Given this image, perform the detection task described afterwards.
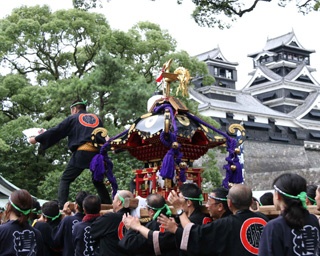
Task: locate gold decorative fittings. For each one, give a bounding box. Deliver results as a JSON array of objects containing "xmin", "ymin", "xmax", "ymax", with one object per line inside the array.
[
  {"xmin": 172, "ymin": 142, "xmax": 179, "ymax": 149},
  {"xmin": 234, "ymin": 148, "xmax": 241, "ymax": 155},
  {"xmin": 228, "ymin": 123, "xmax": 245, "ymax": 146},
  {"xmin": 179, "ymin": 162, "xmax": 188, "ymax": 168}
]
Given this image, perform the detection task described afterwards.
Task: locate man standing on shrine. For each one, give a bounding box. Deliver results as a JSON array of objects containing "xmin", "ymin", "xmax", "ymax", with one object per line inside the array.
[{"xmin": 29, "ymin": 99, "xmax": 111, "ymax": 208}]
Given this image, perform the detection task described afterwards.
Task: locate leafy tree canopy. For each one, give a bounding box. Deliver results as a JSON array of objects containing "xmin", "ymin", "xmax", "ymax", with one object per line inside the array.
[
  {"xmin": 72, "ymin": 0, "xmax": 320, "ymax": 29},
  {"xmin": 0, "ymin": 5, "xmax": 111, "ymax": 83}
]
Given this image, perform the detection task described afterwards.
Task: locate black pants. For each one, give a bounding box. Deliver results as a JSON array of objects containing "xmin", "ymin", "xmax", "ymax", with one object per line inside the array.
[{"xmin": 58, "ymin": 151, "xmax": 112, "ymax": 208}]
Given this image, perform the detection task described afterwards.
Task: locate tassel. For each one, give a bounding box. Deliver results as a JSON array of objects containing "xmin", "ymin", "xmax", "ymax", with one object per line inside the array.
[
  {"xmin": 105, "ymin": 159, "xmax": 118, "ymax": 198},
  {"xmin": 90, "ymin": 154, "xmax": 106, "ymax": 182},
  {"xmin": 160, "ymin": 148, "xmax": 175, "ymax": 179},
  {"xmin": 179, "ymin": 167, "xmax": 186, "ymax": 182}
]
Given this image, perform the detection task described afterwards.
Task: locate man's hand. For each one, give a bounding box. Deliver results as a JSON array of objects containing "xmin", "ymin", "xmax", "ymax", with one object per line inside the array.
[
  {"xmin": 157, "ymin": 214, "xmax": 178, "ymax": 234},
  {"xmin": 167, "ymin": 190, "xmax": 184, "ymax": 209},
  {"xmin": 29, "ymin": 137, "xmax": 37, "ymax": 144},
  {"xmin": 63, "ymin": 201, "xmax": 73, "ymax": 216},
  {"xmin": 122, "ymin": 214, "xmax": 141, "ymax": 231}
]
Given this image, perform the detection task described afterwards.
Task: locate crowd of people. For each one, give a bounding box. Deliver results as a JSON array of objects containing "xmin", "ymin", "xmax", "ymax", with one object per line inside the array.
[{"xmin": 0, "ymin": 173, "xmax": 319, "ymax": 255}]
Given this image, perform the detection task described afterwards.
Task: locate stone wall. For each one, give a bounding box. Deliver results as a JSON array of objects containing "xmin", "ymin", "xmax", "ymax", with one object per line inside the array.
[{"xmin": 212, "ymin": 140, "xmax": 320, "ymax": 190}]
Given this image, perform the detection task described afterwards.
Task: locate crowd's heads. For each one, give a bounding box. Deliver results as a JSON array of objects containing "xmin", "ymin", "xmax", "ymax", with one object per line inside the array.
[
  {"xmin": 6, "ymin": 189, "xmax": 33, "ymax": 226},
  {"xmin": 260, "ymin": 192, "xmax": 273, "ymax": 206},
  {"xmin": 179, "ymin": 183, "xmax": 203, "ymax": 209},
  {"xmin": 75, "ymin": 191, "xmax": 89, "ymax": 213},
  {"xmin": 228, "ymin": 184, "xmax": 253, "ymax": 211},
  {"xmin": 83, "ymin": 195, "xmax": 101, "ymax": 214},
  {"xmin": 41, "ymin": 200, "xmax": 61, "ymax": 223}
]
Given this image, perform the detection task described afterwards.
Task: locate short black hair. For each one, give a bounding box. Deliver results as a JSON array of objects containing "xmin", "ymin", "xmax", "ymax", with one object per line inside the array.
[
  {"xmin": 211, "ymin": 187, "xmax": 231, "ymax": 213},
  {"xmin": 83, "ymin": 195, "xmax": 101, "ymax": 214},
  {"xmin": 75, "ymin": 191, "xmax": 89, "ymax": 213},
  {"xmin": 70, "ymin": 99, "xmax": 86, "ymax": 110},
  {"xmin": 179, "ymin": 183, "xmax": 203, "ymax": 208},
  {"xmin": 260, "ymin": 192, "xmax": 273, "ymax": 205},
  {"xmin": 42, "ymin": 200, "xmax": 60, "ymax": 223}
]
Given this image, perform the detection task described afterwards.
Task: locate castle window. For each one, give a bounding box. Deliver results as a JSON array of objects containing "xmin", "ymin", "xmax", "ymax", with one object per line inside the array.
[
  {"xmin": 226, "ymin": 70, "xmax": 232, "ymax": 79},
  {"xmin": 290, "ymin": 91, "xmax": 304, "ymax": 99},
  {"xmin": 248, "ymin": 115, "xmax": 255, "ymax": 122},
  {"xmin": 220, "ymin": 69, "xmax": 226, "ymax": 77},
  {"xmin": 268, "ymin": 118, "xmax": 275, "ymax": 124},
  {"xmin": 226, "ymin": 112, "xmax": 234, "ymax": 118}
]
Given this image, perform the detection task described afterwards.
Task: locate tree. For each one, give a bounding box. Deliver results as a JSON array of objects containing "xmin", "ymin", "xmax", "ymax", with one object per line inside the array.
[
  {"xmin": 0, "ymin": 5, "xmax": 111, "ymax": 83},
  {"xmin": 196, "ymin": 149, "xmax": 223, "ymax": 192},
  {"xmin": 176, "ymin": 0, "xmax": 320, "ymax": 28},
  {"xmin": 72, "ymin": 0, "xmax": 320, "ymax": 28}
]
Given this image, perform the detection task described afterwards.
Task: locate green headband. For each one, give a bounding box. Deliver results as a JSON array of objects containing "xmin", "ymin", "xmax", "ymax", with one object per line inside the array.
[
  {"xmin": 307, "ymin": 196, "xmax": 316, "ymax": 205},
  {"xmin": 183, "ymin": 194, "xmax": 204, "ymax": 205},
  {"xmin": 42, "ymin": 211, "xmax": 61, "ymax": 221},
  {"xmin": 31, "ymin": 208, "xmax": 42, "ymax": 215},
  {"xmin": 147, "ymin": 204, "xmax": 172, "ymax": 220},
  {"xmin": 9, "ymin": 197, "xmax": 31, "ymax": 216},
  {"xmin": 70, "ymin": 100, "xmax": 87, "ymax": 108},
  {"xmin": 274, "ymin": 185, "xmax": 307, "ymax": 209},
  {"xmin": 208, "ymin": 194, "xmax": 228, "ymax": 202},
  {"xmin": 117, "ymin": 193, "xmax": 125, "ymax": 206}
]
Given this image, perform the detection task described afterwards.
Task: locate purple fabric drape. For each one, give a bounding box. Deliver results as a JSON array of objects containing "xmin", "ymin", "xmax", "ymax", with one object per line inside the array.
[{"xmin": 90, "ymin": 130, "xmax": 127, "ymax": 198}]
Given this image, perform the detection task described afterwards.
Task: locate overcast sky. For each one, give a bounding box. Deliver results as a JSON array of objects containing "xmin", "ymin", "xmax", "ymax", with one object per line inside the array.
[{"xmin": 1, "ymin": 0, "xmax": 320, "ymax": 88}]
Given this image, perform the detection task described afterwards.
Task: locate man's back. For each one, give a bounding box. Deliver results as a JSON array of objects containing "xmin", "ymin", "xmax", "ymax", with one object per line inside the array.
[
  {"xmin": 53, "ymin": 213, "xmax": 84, "ymax": 256},
  {"xmin": 73, "ymin": 219, "xmax": 98, "ymax": 256},
  {"xmin": 178, "ymin": 209, "xmax": 268, "ymax": 256},
  {"xmin": 90, "ymin": 209, "xmax": 131, "ymax": 256}
]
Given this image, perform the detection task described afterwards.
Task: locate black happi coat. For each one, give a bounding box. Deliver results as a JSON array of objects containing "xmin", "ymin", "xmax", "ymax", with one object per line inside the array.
[
  {"xmin": 53, "ymin": 212, "xmax": 85, "ymax": 256},
  {"xmin": 35, "ymin": 110, "xmax": 103, "ymax": 169},
  {"xmin": 119, "ymin": 219, "xmax": 178, "ymax": 256},
  {"xmin": 176, "ymin": 209, "xmax": 268, "ymax": 256},
  {"xmin": 259, "ymin": 212, "xmax": 320, "ymax": 256},
  {"xmin": 0, "ymin": 220, "xmax": 44, "ymax": 256},
  {"xmin": 90, "ymin": 208, "xmax": 132, "ymax": 256},
  {"xmin": 73, "ymin": 218, "xmax": 99, "ymax": 256}
]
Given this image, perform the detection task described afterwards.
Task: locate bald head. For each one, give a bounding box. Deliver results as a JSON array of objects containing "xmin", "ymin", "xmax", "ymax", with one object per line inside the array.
[
  {"xmin": 117, "ymin": 190, "xmax": 134, "ymax": 201},
  {"xmin": 113, "ymin": 190, "xmax": 133, "ymax": 212},
  {"xmin": 228, "ymin": 184, "xmax": 252, "ymax": 211}
]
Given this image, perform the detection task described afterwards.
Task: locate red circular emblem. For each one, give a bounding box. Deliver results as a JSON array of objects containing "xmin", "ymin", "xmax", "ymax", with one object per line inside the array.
[
  {"xmin": 240, "ymin": 217, "xmax": 267, "ymax": 255},
  {"xmin": 78, "ymin": 114, "xmax": 99, "ymax": 128}
]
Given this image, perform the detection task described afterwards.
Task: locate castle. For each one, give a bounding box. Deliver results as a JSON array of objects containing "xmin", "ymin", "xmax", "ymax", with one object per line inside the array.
[{"xmin": 191, "ymin": 31, "xmax": 320, "ymax": 189}]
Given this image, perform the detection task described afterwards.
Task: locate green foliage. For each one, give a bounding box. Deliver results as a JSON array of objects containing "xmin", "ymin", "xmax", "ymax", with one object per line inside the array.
[
  {"xmin": 72, "ymin": 0, "xmax": 320, "ymax": 29},
  {"xmin": 196, "ymin": 149, "xmax": 223, "ymax": 192},
  {"xmin": 0, "ymin": 6, "xmax": 111, "ymax": 82},
  {"xmin": 37, "ymin": 169, "xmax": 97, "ymax": 201}
]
